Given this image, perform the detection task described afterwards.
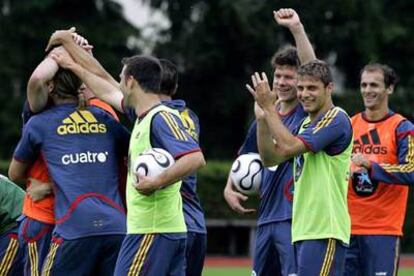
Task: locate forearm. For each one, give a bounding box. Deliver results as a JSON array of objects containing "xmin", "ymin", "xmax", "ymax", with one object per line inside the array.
[
  {"xmin": 370, "ymin": 161, "xmax": 414, "ymax": 186},
  {"xmin": 69, "ymin": 63, "xmax": 124, "ymax": 112},
  {"xmin": 257, "ymin": 118, "xmax": 283, "ymax": 166},
  {"xmin": 263, "ymin": 108, "xmax": 304, "ymax": 159},
  {"xmin": 289, "ymin": 24, "xmax": 316, "ymax": 64},
  {"xmin": 155, "ymin": 151, "xmax": 206, "ymax": 188},
  {"xmin": 62, "ymin": 38, "xmax": 119, "ymax": 88},
  {"xmin": 27, "ymin": 57, "xmax": 58, "ymax": 112}
]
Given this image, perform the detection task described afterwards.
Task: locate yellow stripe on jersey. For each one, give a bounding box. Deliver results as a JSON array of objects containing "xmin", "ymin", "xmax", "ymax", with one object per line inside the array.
[
  {"xmin": 29, "ymin": 242, "xmax": 39, "ymax": 276},
  {"xmin": 180, "ymin": 109, "xmax": 198, "ymax": 141},
  {"xmin": 42, "ymin": 242, "xmax": 60, "ymax": 276},
  {"xmin": 79, "ymin": 110, "xmax": 98, "ymax": 123},
  {"xmin": 380, "ymin": 136, "xmax": 414, "ymax": 173},
  {"xmin": 160, "ymin": 112, "xmax": 188, "ymax": 141},
  {"xmin": 313, "ymin": 108, "xmax": 340, "ymax": 134},
  {"xmin": 320, "ymin": 239, "xmax": 336, "ymax": 276},
  {"xmin": 0, "ymin": 237, "xmax": 19, "ymax": 275}
]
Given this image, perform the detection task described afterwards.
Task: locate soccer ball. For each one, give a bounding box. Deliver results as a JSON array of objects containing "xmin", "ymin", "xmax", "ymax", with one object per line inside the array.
[
  {"xmin": 230, "ymin": 153, "xmax": 263, "ymax": 195},
  {"xmin": 134, "ymin": 148, "xmax": 175, "ymax": 179}
]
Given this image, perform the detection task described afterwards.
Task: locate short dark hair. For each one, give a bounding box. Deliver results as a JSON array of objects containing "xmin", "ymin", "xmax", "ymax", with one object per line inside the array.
[
  {"xmin": 160, "ymin": 59, "xmax": 178, "ymax": 96},
  {"xmin": 360, "ymin": 63, "xmax": 399, "ymax": 88},
  {"xmin": 271, "ymin": 45, "xmax": 300, "ymax": 69},
  {"xmin": 298, "ymin": 60, "xmax": 333, "ymax": 86},
  {"xmin": 51, "ymin": 68, "xmax": 82, "ymax": 99},
  {"xmin": 121, "ymin": 55, "xmax": 162, "ymax": 93}
]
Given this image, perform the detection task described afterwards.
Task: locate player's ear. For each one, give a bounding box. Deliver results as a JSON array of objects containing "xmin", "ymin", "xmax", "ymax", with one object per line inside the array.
[
  {"xmin": 386, "ymin": 84, "xmax": 394, "ymax": 95},
  {"xmin": 46, "ymin": 80, "xmax": 55, "ymax": 95},
  {"xmin": 326, "ymin": 82, "xmax": 334, "ymax": 95}
]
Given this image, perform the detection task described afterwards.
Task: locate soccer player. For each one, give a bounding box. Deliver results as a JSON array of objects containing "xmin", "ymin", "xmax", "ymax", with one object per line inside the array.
[
  {"xmin": 344, "ymin": 64, "xmax": 414, "ymax": 275},
  {"xmin": 0, "ymin": 174, "xmax": 24, "ymax": 276},
  {"xmin": 224, "ymin": 9, "xmax": 314, "ymax": 276},
  {"xmin": 15, "ymin": 42, "xmax": 120, "ymax": 276},
  {"xmin": 47, "ymin": 29, "xmax": 208, "ymax": 276},
  {"xmin": 249, "ymin": 60, "xmax": 352, "ymax": 276},
  {"xmin": 51, "ymin": 51, "xmax": 206, "ymax": 275},
  {"xmin": 9, "ymin": 64, "xmax": 130, "ymax": 275}
]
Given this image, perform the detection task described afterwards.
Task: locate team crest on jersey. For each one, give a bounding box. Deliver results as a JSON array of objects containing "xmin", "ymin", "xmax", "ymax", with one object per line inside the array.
[
  {"xmin": 294, "ymin": 155, "xmax": 304, "ymax": 181},
  {"xmin": 57, "ymin": 110, "xmax": 107, "ymax": 135},
  {"xmin": 353, "ymin": 129, "xmax": 387, "ymax": 155},
  {"xmin": 351, "ymin": 169, "xmax": 378, "ymax": 197}
]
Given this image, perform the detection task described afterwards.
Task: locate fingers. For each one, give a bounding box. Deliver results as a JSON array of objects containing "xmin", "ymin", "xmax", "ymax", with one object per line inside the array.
[
  {"xmin": 246, "ymin": 84, "xmax": 256, "ymax": 98},
  {"xmin": 68, "ymin": 26, "xmax": 76, "ymax": 33}
]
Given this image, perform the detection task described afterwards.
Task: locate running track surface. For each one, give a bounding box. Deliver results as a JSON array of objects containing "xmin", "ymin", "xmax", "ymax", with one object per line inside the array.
[{"xmin": 204, "ymin": 255, "xmax": 414, "ymax": 268}]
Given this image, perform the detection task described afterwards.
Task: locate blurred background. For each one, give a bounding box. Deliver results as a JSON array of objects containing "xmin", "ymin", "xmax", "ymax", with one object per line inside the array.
[{"xmin": 1, "ymin": 0, "xmax": 414, "ymax": 263}]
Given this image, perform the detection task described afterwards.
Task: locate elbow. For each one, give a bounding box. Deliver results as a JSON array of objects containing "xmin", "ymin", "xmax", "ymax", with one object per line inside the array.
[
  {"xmin": 8, "ymin": 168, "xmax": 21, "ymax": 182},
  {"xmin": 196, "ymin": 153, "xmax": 206, "ymax": 169}
]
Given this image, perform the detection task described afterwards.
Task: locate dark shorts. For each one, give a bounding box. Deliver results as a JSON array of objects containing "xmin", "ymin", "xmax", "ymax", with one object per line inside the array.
[
  {"xmin": 18, "ymin": 216, "xmax": 54, "ymax": 276},
  {"xmin": 114, "ymin": 233, "xmax": 186, "ymax": 276},
  {"xmin": 344, "ymin": 235, "xmax": 400, "ymax": 276},
  {"xmin": 42, "ymin": 234, "xmax": 124, "ymax": 276},
  {"xmin": 186, "ymin": 232, "xmax": 206, "ymax": 276},
  {"xmin": 252, "ymin": 221, "xmax": 296, "ymax": 276},
  {"xmin": 0, "ymin": 228, "xmax": 24, "ymax": 276},
  {"xmin": 295, "ymin": 238, "xmax": 347, "ymax": 276}
]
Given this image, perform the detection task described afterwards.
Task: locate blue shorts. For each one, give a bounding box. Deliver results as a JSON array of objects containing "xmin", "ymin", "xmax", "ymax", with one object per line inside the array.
[
  {"xmin": 344, "ymin": 235, "xmax": 400, "ymax": 276},
  {"xmin": 252, "ymin": 220, "xmax": 296, "ymax": 276},
  {"xmin": 18, "ymin": 217, "xmax": 53, "ymax": 276},
  {"xmin": 186, "ymin": 232, "xmax": 206, "ymax": 276},
  {"xmin": 114, "ymin": 233, "xmax": 186, "ymax": 276},
  {"xmin": 295, "ymin": 239, "xmax": 347, "ymax": 276},
  {"xmin": 42, "ymin": 234, "xmax": 124, "ymax": 276},
  {"xmin": 0, "ymin": 228, "xmax": 24, "ymax": 276}
]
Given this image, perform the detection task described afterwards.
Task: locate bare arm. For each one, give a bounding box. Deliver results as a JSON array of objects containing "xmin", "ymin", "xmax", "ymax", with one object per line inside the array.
[
  {"xmin": 249, "ymin": 72, "xmax": 307, "ymax": 166},
  {"xmin": 27, "ymin": 56, "xmax": 58, "ymax": 113},
  {"xmin": 135, "ymin": 151, "xmax": 206, "ymax": 195},
  {"xmin": 46, "ymin": 29, "xmax": 122, "ymax": 111},
  {"xmin": 274, "ymin": 8, "xmax": 316, "ymax": 64},
  {"xmin": 8, "ymin": 159, "xmax": 29, "ymax": 182},
  {"xmin": 51, "ymin": 51, "xmax": 124, "ymax": 112}
]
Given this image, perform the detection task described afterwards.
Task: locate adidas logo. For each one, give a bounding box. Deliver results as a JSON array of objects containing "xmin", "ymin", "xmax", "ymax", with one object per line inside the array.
[
  {"xmin": 57, "ymin": 110, "xmax": 107, "ymax": 135},
  {"xmin": 353, "ymin": 128, "xmax": 387, "ymax": 155}
]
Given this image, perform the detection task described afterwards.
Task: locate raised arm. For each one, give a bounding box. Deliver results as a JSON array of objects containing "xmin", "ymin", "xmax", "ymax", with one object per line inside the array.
[
  {"xmin": 27, "ymin": 50, "xmax": 60, "ymax": 113},
  {"xmin": 51, "ymin": 50, "xmax": 124, "ymax": 112},
  {"xmin": 46, "ymin": 29, "xmax": 123, "ymax": 111},
  {"xmin": 274, "ymin": 8, "xmax": 316, "ymax": 64}
]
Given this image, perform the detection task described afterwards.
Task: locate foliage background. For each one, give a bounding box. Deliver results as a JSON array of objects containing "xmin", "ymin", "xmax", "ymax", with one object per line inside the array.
[{"xmin": 1, "ymin": 0, "xmax": 414, "ymax": 251}]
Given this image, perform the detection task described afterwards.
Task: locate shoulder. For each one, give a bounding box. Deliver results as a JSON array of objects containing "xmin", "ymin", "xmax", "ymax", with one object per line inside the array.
[{"xmin": 313, "ymin": 107, "xmax": 351, "ymax": 131}]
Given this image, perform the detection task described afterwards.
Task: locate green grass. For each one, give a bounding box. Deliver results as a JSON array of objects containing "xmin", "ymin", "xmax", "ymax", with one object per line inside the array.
[{"xmin": 202, "ymin": 267, "xmax": 414, "ymax": 276}]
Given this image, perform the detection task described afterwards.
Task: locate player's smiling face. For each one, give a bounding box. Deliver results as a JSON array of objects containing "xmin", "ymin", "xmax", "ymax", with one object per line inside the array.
[
  {"xmin": 297, "ymin": 75, "xmax": 332, "ymax": 114},
  {"xmin": 360, "ymin": 70, "xmax": 390, "ymax": 110},
  {"xmin": 273, "ymin": 65, "xmax": 297, "ymax": 103}
]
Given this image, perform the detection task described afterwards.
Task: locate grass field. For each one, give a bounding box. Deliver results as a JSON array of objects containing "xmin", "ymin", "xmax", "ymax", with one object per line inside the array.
[{"xmin": 202, "ymin": 267, "xmax": 414, "ymax": 276}]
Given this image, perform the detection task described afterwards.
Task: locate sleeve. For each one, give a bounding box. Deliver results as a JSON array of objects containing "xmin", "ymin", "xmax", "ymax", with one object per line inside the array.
[
  {"xmin": 13, "ymin": 119, "xmax": 42, "ymax": 163},
  {"xmin": 370, "ymin": 120, "xmax": 414, "ymax": 185},
  {"xmin": 151, "ymin": 111, "xmax": 201, "ymax": 159},
  {"xmin": 106, "ymin": 116, "xmax": 130, "ymax": 156},
  {"xmin": 238, "ymin": 120, "xmax": 258, "ymax": 155},
  {"xmin": 297, "ymin": 108, "xmax": 352, "ymax": 154}
]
